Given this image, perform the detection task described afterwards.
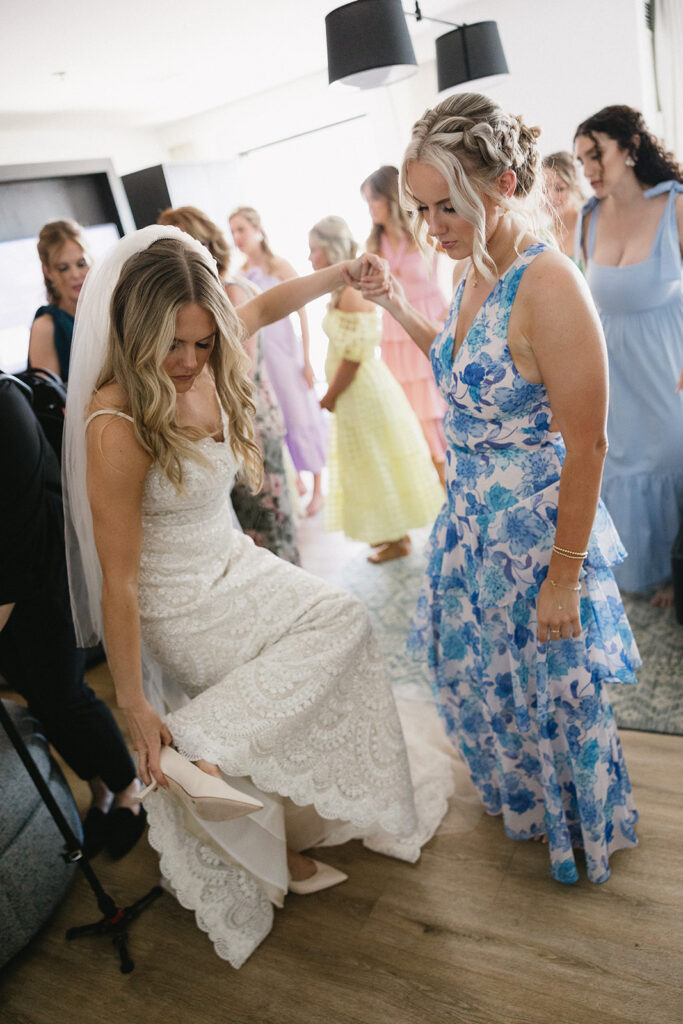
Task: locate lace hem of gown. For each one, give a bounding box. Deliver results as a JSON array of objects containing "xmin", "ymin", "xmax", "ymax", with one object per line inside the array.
[
  {"xmin": 146, "ymin": 797, "xmax": 275, "ymax": 969},
  {"xmin": 144, "ymin": 696, "xmax": 465, "ymax": 968}
]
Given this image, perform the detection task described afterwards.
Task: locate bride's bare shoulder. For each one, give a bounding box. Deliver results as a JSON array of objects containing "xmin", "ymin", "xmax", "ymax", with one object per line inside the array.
[
  {"xmin": 86, "ymin": 380, "xmax": 148, "ymax": 465},
  {"xmin": 88, "ymin": 380, "xmax": 129, "ymax": 415}
]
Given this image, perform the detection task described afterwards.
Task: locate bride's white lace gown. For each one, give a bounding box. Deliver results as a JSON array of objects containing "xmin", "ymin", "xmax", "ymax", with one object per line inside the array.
[{"xmin": 132, "ymin": 424, "xmax": 457, "ymax": 967}]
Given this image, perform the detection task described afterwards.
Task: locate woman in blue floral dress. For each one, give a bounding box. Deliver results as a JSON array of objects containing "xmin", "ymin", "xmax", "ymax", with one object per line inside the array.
[{"xmin": 363, "ymin": 92, "xmax": 640, "ymax": 884}]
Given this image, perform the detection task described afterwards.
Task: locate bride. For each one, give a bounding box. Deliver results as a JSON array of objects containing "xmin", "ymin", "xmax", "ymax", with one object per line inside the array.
[{"xmin": 63, "ymin": 225, "xmax": 457, "ymax": 967}]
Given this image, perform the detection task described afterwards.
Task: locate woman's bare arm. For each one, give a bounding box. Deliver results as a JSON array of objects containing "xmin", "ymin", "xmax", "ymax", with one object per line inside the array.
[
  {"xmin": 320, "ymin": 360, "xmax": 359, "ymax": 412},
  {"xmin": 517, "ymin": 252, "xmax": 609, "ymax": 641},
  {"xmin": 319, "ymin": 288, "xmax": 374, "ymax": 410},
  {"xmin": 361, "ymin": 273, "xmax": 441, "ymax": 357},
  {"xmin": 87, "ymin": 412, "xmax": 172, "ymax": 785},
  {"xmin": 28, "ymin": 315, "xmax": 61, "ymax": 376},
  {"xmin": 237, "ymin": 254, "xmax": 388, "ymax": 338},
  {"xmin": 274, "ymin": 259, "xmax": 315, "ymax": 386},
  {"xmin": 226, "ymin": 281, "xmax": 258, "ymax": 370}
]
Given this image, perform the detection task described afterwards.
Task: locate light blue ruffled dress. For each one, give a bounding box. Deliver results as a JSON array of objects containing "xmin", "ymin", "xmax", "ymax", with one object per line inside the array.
[
  {"xmin": 408, "ymin": 243, "xmax": 640, "ymax": 884},
  {"xmin": 578, "ymin": 181, "xmax": 683, "ymax": 592}
]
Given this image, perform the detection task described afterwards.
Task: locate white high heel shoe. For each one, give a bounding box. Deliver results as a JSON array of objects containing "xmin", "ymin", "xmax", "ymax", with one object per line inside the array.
[
  {"xmin": 288, "ymin": 859, "xmax": 348, "ymax": 895},
  {"xmin": 138, "ymin": 746, "xmax": 264, "ymax": 822}
]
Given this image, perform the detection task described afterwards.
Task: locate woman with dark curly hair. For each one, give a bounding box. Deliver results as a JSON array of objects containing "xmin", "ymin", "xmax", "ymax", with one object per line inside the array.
[{"xmin": 574, "ymin": 106, "xmax": 683, "ymax": 605}]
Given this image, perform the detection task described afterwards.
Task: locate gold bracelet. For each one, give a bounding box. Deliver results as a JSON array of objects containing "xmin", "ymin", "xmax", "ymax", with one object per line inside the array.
[
  {"xmin": 549, "ymin": 579, "xmax": 581, "ymax": 592},
  {"xmin": 552, "ymin": 544, "xmax": 588, "ymax": 559}
]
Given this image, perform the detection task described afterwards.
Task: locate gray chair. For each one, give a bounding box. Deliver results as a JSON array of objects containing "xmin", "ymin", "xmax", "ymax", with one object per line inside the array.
[{"xmin": 0, "ymin": 699, "xmax": 82, "ymax": 968}]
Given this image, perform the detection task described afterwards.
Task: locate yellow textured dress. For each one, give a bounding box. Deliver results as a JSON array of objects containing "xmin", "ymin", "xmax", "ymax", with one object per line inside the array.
[{"xmin": 323, "ymin": 307, "xmax": 445, "ymax": 543}]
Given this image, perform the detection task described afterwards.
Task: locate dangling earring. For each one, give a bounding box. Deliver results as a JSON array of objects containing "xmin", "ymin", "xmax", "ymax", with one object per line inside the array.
[{"xmin": 625, "ymin": 155, "xmax": 635, "ymax": 167}]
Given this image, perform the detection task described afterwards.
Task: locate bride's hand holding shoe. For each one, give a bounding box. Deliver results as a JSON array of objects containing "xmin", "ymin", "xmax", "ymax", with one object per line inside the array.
[{"xmin": 120, "ymin": 697, "xmax": 173, "ymax": 789}]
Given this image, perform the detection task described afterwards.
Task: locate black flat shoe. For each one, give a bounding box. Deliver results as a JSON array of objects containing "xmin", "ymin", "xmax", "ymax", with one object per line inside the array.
[
  {"xmin": 106, "ymin": 805, "xmax": 148, "ymax": 860},
  {"xmin": 82, "ymin": 807, "xmax": 109, "ymax": 859}
]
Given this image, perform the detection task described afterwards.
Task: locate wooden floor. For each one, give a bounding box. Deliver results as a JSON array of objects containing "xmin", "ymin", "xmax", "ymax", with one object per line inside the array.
[
  {"xmin": 2, "ymin": 721, "xmax": 682, "ymax": 1024},
  {"xmin": 2, "ymin": 521, "xmax": 683, "ymax": 1024}
]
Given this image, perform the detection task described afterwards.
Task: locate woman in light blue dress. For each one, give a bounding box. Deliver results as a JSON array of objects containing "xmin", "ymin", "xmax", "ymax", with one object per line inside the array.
[
  {"xmin": 364, "ymin": 92, "xmax": 640, "ymax": 884},
  {"xmin": 574, "ymin": 106, "xmax": 683, "ymax": 604}
]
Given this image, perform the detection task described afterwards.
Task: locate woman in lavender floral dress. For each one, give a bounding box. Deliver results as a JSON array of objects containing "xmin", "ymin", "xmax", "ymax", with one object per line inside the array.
[{"xmin": 364, "ymin": 93, "xmax": 640, "ymax": 884}]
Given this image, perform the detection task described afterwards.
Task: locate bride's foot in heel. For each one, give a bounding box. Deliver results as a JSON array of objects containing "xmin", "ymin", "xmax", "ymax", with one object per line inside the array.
[
  {"xmin": 287, "ymin": 849, "xmax": 348, "ymax": 894},
  {"xmin": 194, "ymin": 758, "xmax": 222, "ymax": 779},
  {"xmin": 287, "ymin": 849, "xmax": 316, "ymax": 882},
  {"xmin": 138, "ymin": 746, "xmax": 264, "ymax": 822}
]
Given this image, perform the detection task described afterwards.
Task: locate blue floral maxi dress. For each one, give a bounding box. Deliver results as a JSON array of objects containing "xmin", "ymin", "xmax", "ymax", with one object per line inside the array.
[{"xmin": 408, "ymin": 243, "xmax": 641, "ymax": 884}]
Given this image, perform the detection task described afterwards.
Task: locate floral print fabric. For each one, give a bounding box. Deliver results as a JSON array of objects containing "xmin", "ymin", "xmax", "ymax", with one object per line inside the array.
[
  {"xmin": 229, "ymin": 302, "xmax": 300, "ymax": 565},
  {"xmin": 408, "ymin": 243, "xmax": 641, "ymax": 883}
]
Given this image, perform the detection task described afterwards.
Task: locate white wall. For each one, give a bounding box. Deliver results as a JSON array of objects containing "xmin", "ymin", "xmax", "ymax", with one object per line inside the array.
[
  {"xmin": 0, "ymin": 114, "xmax": 168, "ymax": 176},
  {"xmin": 0, "ymin": 0, "xmax": 659, "ymax": 187},
  {"xmin": 450, "ymin": 0, "xmax": 658, "ymax": 155},
  {"xmin": 156, "ymin": 0, "xmax": 657, "ymax": 166}
]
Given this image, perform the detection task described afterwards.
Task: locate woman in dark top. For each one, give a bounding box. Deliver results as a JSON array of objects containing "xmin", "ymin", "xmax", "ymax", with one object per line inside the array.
[
  {"xmin": 0, "ymin": 375, "xmax": 144, "ymax": 858},
  {"xmin": 28, "ymin": 219, "xmax": 91, "ymax": 382}
]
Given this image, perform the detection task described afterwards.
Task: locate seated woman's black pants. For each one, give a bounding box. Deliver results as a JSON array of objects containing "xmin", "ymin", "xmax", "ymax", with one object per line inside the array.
[{"xmin": 0, "ymin": 556, "xmax": 135, "ymax": 794}]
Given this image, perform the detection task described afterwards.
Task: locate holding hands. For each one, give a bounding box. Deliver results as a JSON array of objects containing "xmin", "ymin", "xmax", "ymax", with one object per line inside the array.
[{"xmin": 343, "ymin": 253, "xmax": 394, "ymax": 299}]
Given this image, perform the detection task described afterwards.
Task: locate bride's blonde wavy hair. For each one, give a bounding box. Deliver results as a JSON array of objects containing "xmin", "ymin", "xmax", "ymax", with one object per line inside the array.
[
  {"xmin": 96, "ymin": 237, "xmax": 262, "ymax": 493},
  {"xmin": 401, "ymin": 92, "xmax": 546, "ymax": 283}
]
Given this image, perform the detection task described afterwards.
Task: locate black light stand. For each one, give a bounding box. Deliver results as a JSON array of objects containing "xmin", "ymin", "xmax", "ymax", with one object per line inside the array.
[{"xmin": 0, "ymin": 700, "xmax": 162, "ymax": 973}]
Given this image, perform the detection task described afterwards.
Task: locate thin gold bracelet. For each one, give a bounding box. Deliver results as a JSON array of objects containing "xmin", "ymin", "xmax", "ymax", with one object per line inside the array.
[
  {"xmin": 552, "ymin": 544, "xmax": 588, "ymax": 559},
  {"xmin": 549, "ymin": 579, "xmax": 581, "ymax": 592}
]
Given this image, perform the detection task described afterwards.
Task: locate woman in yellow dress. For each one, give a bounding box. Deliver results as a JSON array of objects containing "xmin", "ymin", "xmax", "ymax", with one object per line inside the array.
[{"xmin": 309, "ymin": 217, "xmax": 444, "ymax": 563}]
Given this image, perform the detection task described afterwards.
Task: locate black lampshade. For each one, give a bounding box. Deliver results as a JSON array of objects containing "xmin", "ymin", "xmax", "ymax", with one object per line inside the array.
[
  {"xmin": 436, "ymin": 21, "xmax": 509, "ymax": 93},
  {"xmin": 326, "ymin": 0, "xmax": 418, "ymax": 88}
]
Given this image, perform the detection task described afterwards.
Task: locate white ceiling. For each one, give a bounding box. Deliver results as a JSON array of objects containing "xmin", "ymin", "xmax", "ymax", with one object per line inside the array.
[{"xmin": 1, "ymin": 0, "xmax": 452, "ymax": 127}]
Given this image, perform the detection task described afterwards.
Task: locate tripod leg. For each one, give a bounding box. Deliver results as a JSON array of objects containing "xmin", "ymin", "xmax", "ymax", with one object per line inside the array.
[
  {"xmin": 66, "ymin": 906, "xmax": 125, "ymax": 940},
  {"xmin": 124, "ymin": 885, "xmax": 163, "ymax": 923},
  {"xmin": 113, "ymin": 930, "xmax": 134, "ymax": 974}
]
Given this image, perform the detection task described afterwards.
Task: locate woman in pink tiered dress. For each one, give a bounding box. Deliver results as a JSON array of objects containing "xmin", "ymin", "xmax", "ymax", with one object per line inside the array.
[{"xmin": 361, "ymin": 165, "xmax": 448, "ymax": 482}]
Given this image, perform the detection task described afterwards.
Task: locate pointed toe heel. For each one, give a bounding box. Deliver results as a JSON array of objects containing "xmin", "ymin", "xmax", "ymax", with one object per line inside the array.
[
  {"xmin": 139, "ymin": 746, "xmax": 264, "ymax": 822},
  {"xmin": 288, "ymin": 859, "xmax": 348, "ymax": 895}
]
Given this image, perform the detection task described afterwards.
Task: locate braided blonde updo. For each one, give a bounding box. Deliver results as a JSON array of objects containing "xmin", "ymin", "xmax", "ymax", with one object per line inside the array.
[{"xmin": 401, "ymin": 92, "xmax": 544, "ymax": 283}]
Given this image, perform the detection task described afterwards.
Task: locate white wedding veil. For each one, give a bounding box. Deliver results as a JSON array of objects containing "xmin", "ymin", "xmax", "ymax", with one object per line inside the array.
[{"xmin": 63, "ymin": 224, "xmax": 219, "ymax": 649}]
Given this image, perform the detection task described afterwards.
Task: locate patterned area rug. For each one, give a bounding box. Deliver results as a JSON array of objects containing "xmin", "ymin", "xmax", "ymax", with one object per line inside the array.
[
  {"xmin": 609, "ymin": 593, "xmax": 683, "ymax": 735},
  {"xmin": 332, "ymin": 529, "xmax": 683, "ymax": 736}
]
